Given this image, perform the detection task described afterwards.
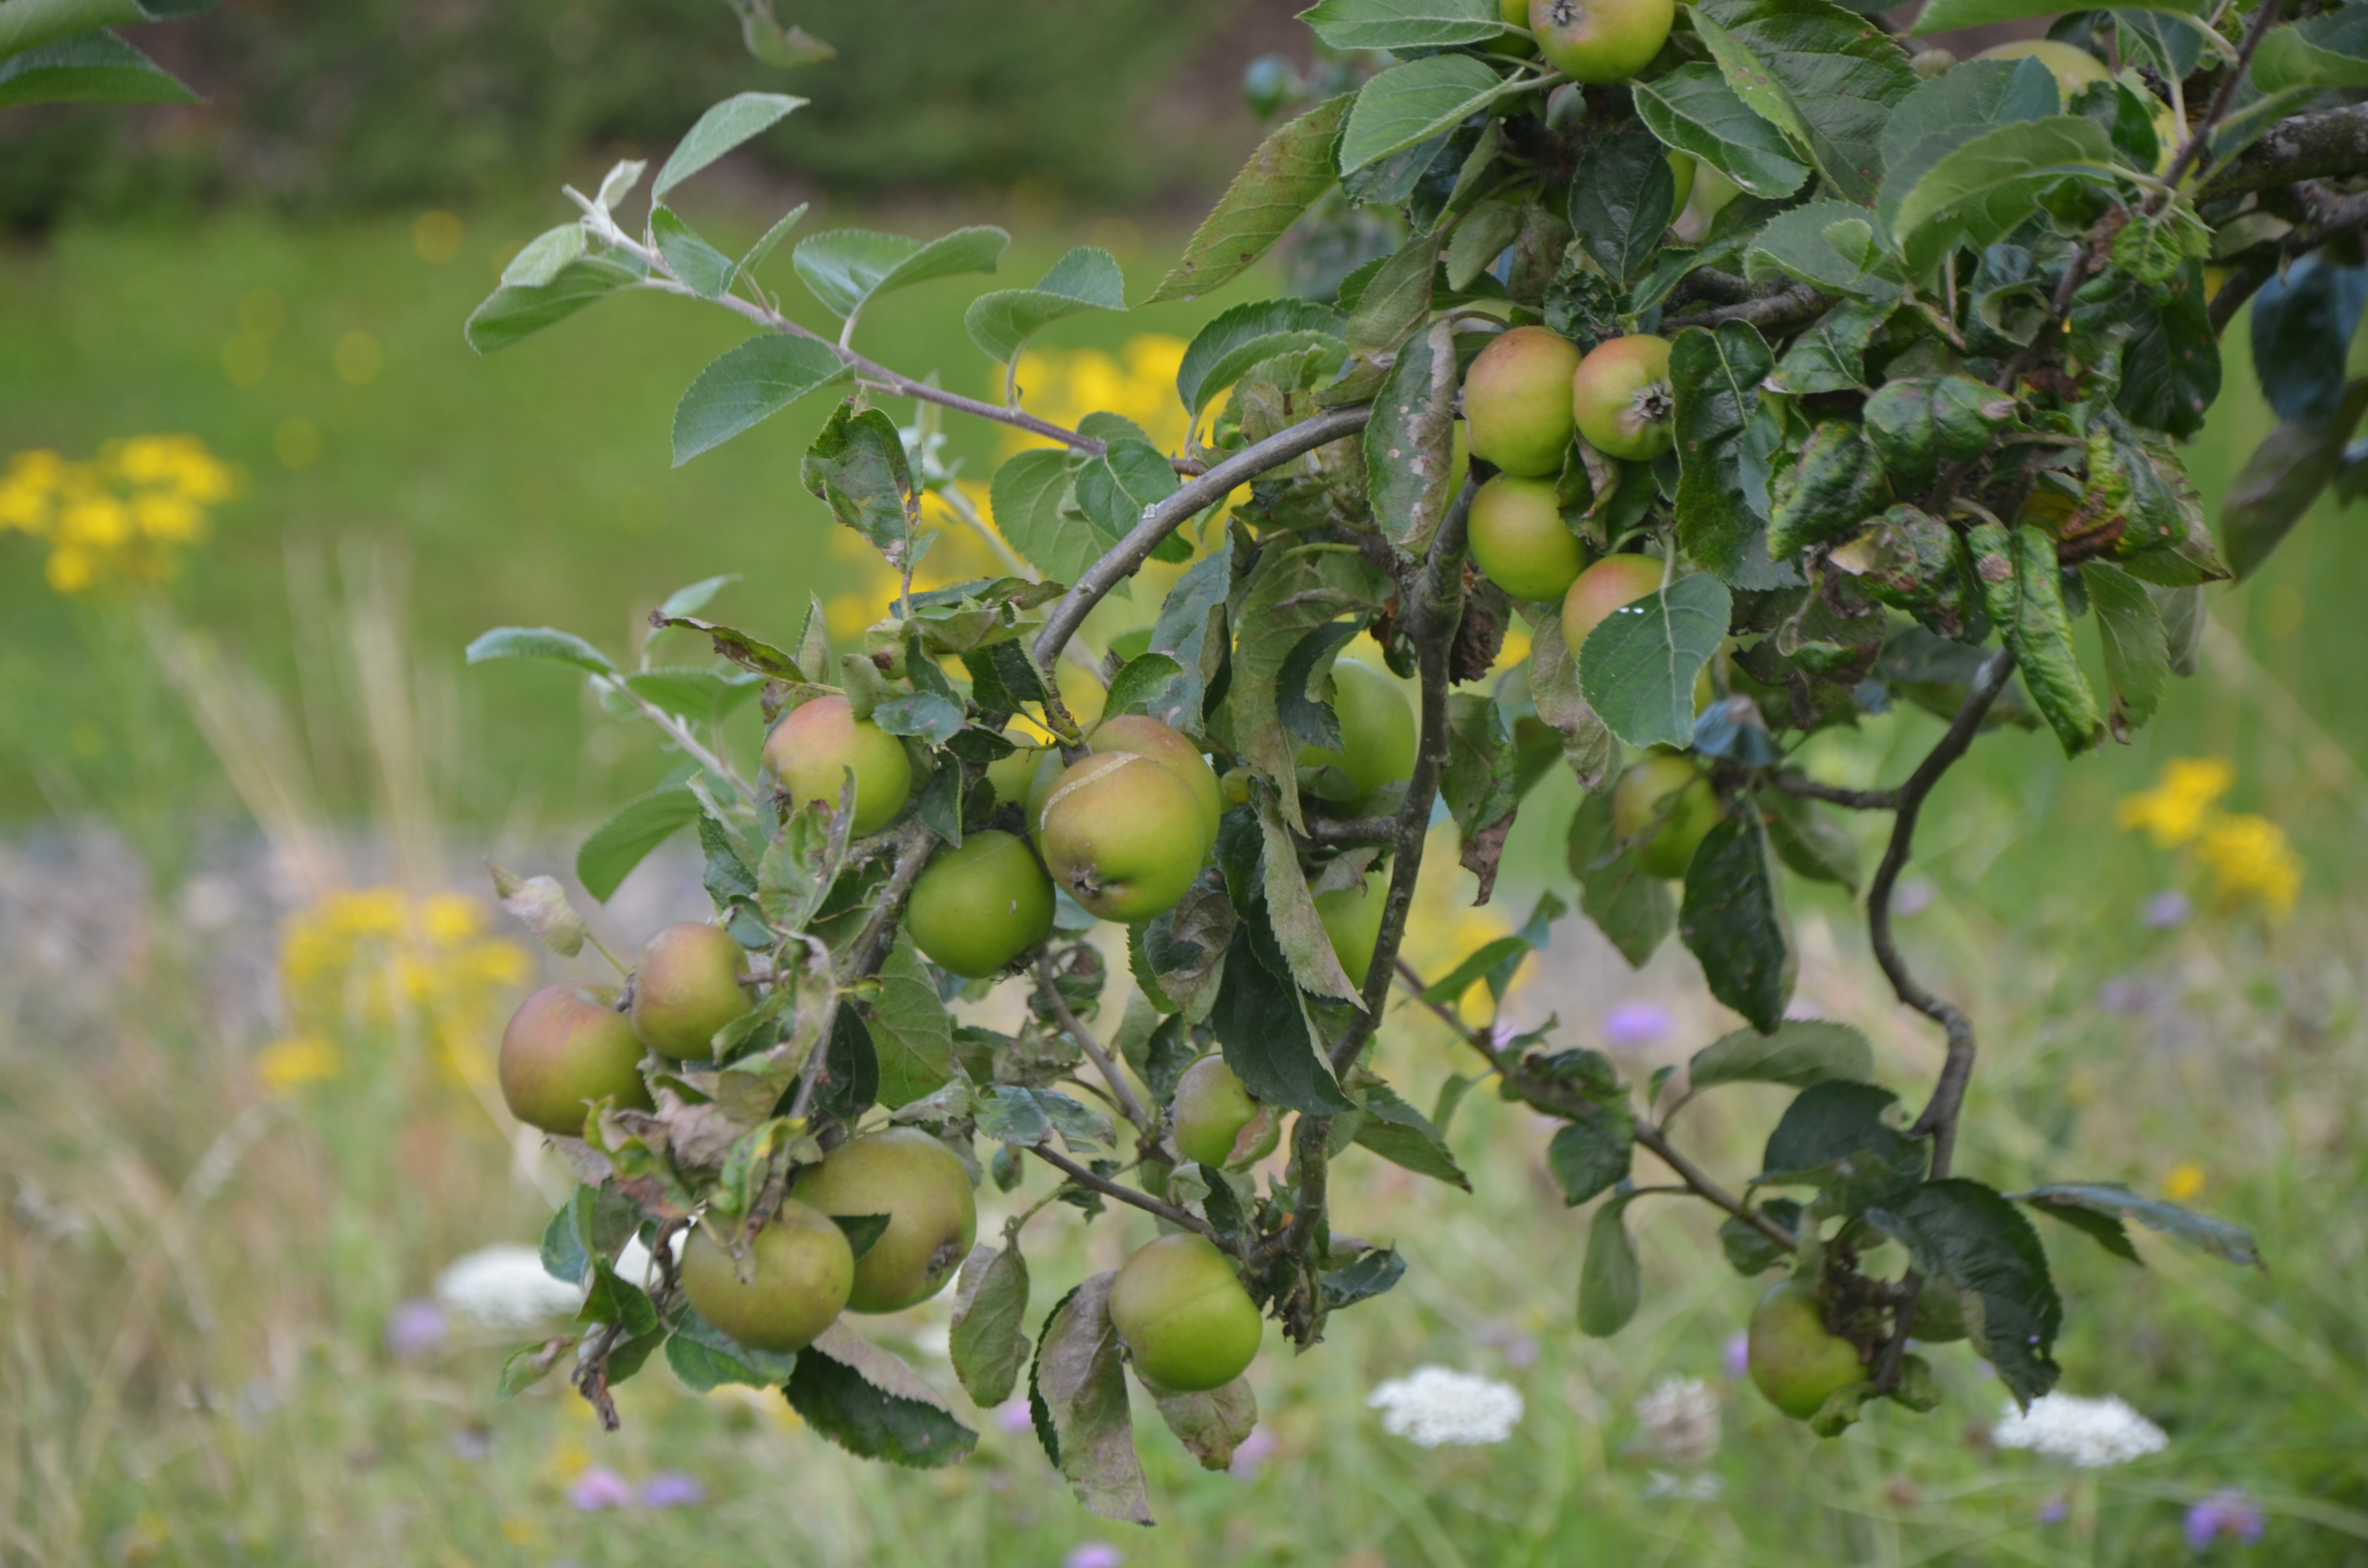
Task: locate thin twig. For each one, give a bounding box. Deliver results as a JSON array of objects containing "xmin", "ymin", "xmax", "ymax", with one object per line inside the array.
[
  {"xmin": 839, "ymin": 821, "xmax": 938, "ymax": 984},
  {"xmin": 597, "ymin": 675, "xmax": 758, "ymax": 803},
  {"xmin": 2162, "ymin": 0, "xmax": 2287, "ymax": 193},
  {"xmin": 1297, "ymin": 814, "xmax": 1400, "ymax": 846},
  {"xmin": 1034, "ymin": 953, "xmax": 1152, "ymax": 1138},
  {"xmin": 1025, "ymin": 1142, "xmax": 1225, "ymax": 1247},
  {"xmin": 2195, "ymin": 100, "xmax": 2368, "ymax": 200},
  {"xmin": 1664, "ymin": 283, "xmax": 1831, "ymax": 333},
  {"xmin": 1767, "ymin": 772, "xmax": 1897, "ymax": 811}
]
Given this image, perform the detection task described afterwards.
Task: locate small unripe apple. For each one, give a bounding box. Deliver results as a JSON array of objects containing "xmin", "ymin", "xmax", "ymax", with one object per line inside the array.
[
  {"xmin": 1572, "ymin": 334, "xmax": 1675, "ymax": 462},
  {"xmin": 1469, "ymin": 474, "xmax": 1587, "ymax": 602},
  {"xmin": 1530, "ymin": 0, "xmax": 1674, "ymax": 85},
  {"xmin": 1666, "ymin": 149, "xmax": 1696, "ymax": 212},
  {"xmin": 1314, "ymin": 869, "xmax": 1389, "ymax": 987},
  {"xmin": 763, "ymin": 693, "xmax": 913, "ymax": 835},
  {"xmin": 1498, "ymin": 0, "xmax": 1540, "ymax": 52},
  {"xmin": 1748, "ymin": 1278, "xmax": 1866, "ymax": 1420},
  {"xmin": 1611, "ymin": 754, "xmax": 1723, "ymax": 878},
  {"xmin": 1973, "ymin": 39, "xmax": 2178, "ymax": 172},
  {"xmin": 1463, "ymin": 325, "xmax": 1582, "ymax": 478},
  {"xmin": 1673, "ymin": 162, "xmax": 1741, "ymax": 245},
  {"xmin": 791, "ymin": 1127, "xmax": 977, "ymax": 1313},
  {"xmin": 1297, "ymin": 659, "xmax": 1416, "ymax": 805},
  {"xmin": 679, "ymin": 1202, "xmax": 853, "ymax": 1353},
  {"xmin": 904, "ymin": 830, "xmax": 1055, "ymax": 979},
  {"xmin": 1039, "ymin": 751, "xmax": 1209, "ymax": 923},
  {"xmin": 1170, "ymin": 1054, "xmax": 1280, "ymax": 1169},
  {"xmin": 1560, "ymin": 552, "xmax": 1666, "ymax": 652},
  {"xmin": 1088, "ymin": 715, "xmax": 1224, "ymax": 849},
  {"xmin": 499, "ymin": 983, "xmax": 652, "ymax": 1134},
  {"xmin": 983, "ymin": 731, "xmax": 1049, "ymax": 812},
  {"xmin": 629, "ymin": 922, "xmax": 753, "ymax": 1059},
  {"xmin": 1109, "ymin": 1233, "xmax": 1264, "ymax": 1393}
]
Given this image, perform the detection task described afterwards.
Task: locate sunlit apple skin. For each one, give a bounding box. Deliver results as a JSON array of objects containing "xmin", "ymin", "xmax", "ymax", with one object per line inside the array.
[
  {"xmin": 1530, "ymin": 0, "xmax": 1674, "ymax": 85},
  {"xmin": 791, "ymin": 1128, "xmax": 978, "ymax": 1313},
  {"xmin": 1560, "ymin": 553, "xmax": 1667, "ymax": 652},
  {"xmin": 1109, "ymin": 1233, "xmax": 1264, "ymax": 1393},
  {"xmin": 1572, "ymin": 334, "xmax": 1675, "ymax": 462},
  {"xmin": 629, "ymin": 922, "xmax": 753, "ymax": 1059},
  {"xmin": 1088, "ymin": 715, "xmax": 1224, "ymax": 849},
  {"xmin": 1748, "ymin": 1279, "xmax": 1866, "ymax": 1420},
  {"xmin": 1973, "ymin": 39, "xmax": 2178, "ymax": 171},
  {"xmin": 1314, "ymin": 869, "xmax": 1389, "ymax": 987},
  {"xmin": 904, "ymin": 830, "xmax": 1055, "ymax": 979},
  {"xmin": 678, "ymin": 1203, "xmax": 853, "ymax": 1354},
  {"xmin": 1611, "ymin": 754, "xmax": 1723, "ymax": 877},
  {"xmin": 1463, "ymin": 326, "xmax": 1582, "ymax": 477},
  {"xmin": 763, "ymin": 693, "xmax": 913, "ymax": 835},
  {"xmin": 1297, "ymin": 659, "xmax": 1417, "ymax": 805},
  {"xmin": 1170, "ymin": 1055, "xmax": 1279, "ymax": 1169},
  {"xmin": 1039, "ymin": 751, "xmax": 1209, "ymax": 923},
  {"xmin": 499, "ymin": 983, "xmax": 652, "ymax": 1135},
  {"xmin": 1469, "ymin": 474, "xmax": 1587, "ymax": 602}
]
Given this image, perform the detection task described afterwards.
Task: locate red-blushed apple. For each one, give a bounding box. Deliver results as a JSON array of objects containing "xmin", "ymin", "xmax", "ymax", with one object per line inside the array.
[
  {"xmin": 629, "ymin": 922, "xmax": 753, "ymax": 1059},
  {"xmin": 791, "ymin": 1127, "xmax": 977, "ymax": 1313},
  {"xmin": 499, "ymin": 982, "xmax": 651, "ymax": 1135},
  {"xmin": 763, "ymin": 693, "xmax": 912, "ymax": 835},
  {"xmin": 1572, "ymin": 334, "xmax": 1675, "ymax": 462}
]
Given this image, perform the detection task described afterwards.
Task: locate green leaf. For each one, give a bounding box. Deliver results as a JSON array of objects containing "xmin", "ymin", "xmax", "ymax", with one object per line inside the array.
[
  {"xmin": 1338, "ymin": 54, "xmax": 1517, "ymax": 176},
  {"xmin": 1690, "ymin": 0, "xmax": 1919, "ymax": 207},
  {"xmin": 1763, "ymin": 789, "xmax": 1861, "ymax": 891},
  {"xmin": 0, "ymin": 27, "xmax": 194, "ymax": 108},
  {"xmin": 1074, "ymin": 437, "xmax": 1181, "ymax": 542},
  {"xmin": 658, "ymin": 574, "xmax": 740, "ymax": 619},
  {"xmin": 1255, "ymin": 794, "xmax": 1364, "ymax": 1005},
  {"xmin": 498, "ymin": 1338, "xmax": 575, "ymax": 1400},
  {"xmin": 949, "ymin": 1239, "xmax": 1032, "ymax": 1407},
  {"xmin": 2017, "ymin": 1183, "xmax": 2261, "ymax": 1268},
  {"xmin": 802, "ymin": 403, "xmax": 916, "ymax": 560},
  {"xmin": 1758, "ymin": 1080, "xmax": 1924, "ymax": 1191},
  {"xmin": 2081, "ymin": 562, "xmax": 2167, "ymax": 738},
  {"xmin": 666, "ymin": 1305, "xmax": 802, "ymax": 1391},
  {"xmin": 1299, "ymin": 0, "xmax": 1502, "ymax": 50},
  {"xmin": 669, "ymin": 335, "xmax": 853, "ymax": 466},
  {"xmin": 1875, "ymin": 57, "xmax": 2059, "ymax": 239},
  {"xmin": 1743, "ymin": 199, "xmax": 1901, "ymax": 301},
  {"xmin": 785, "ymin": 1324, "xmax": 979, "ymax": 1469},
  {"xmin": 1350, "ymin": 1079, "xmax": 1471, "ymax": 1189},
  {"xmin": 869, "ymin": 934, "xmax": 956, "ymax": 1109},
  {"xmin": 465, "ymin": 256, "xmax": 644, "ymax": 354},
  {"xmin": 1568, "ymin": 129, "xmax": 1678, "ymax": 286},
  {"xmin": 2003, "ymin": 524, "xmax": 2105, "ymax": 756},
  {"xmin": 1366, "ymin": 317, "xmax": 1461, "ymax": 558},
  {"xmin": 1679, "ymin": 811, "xmax": 1796, "ymax": 1035},
  {"xmin": 1547, "ymin": 1107, "xmax": 1636, "ymax": 1206},
  {"xmin": 1320, "ymin": 1246, "xmax": 1406, "ymax": 1308},
  {"xmin": 1633, "ymin": 64, "xmax": 1811, "ymax": 199},
  {"xmin": 1890, "ymin": 117, "xmax": 2122, "ymax": 274},
  {"xmin": 1719, "ymin": 1199, "xmax": 1802, "ymax": 1274},
  {"xmin": 1865, "ymin": 1179, "xmax": 2062, "ymax": 1405},
  {"xmin": 963, "ymin": 247, "xmax": 1127, "ymax": 364},
  {"xmin": 1226, "ymin": 543, "xmax": 1394, "ymax": 831},
  {"xmin": 2252, "ymin": 12, "xmax": 2368, "ymax": 94},
  {"xmin": 1578, "ymin": 572, "xmax": 1732, "ymax": 749},
  {"xmin": 792, "ymin": 226, "xmax": 1011, "ymax": 322},
  {"xmin": 1211, "ymin": 906, "xmax": 1354, "ymax": 1115},
  {"xmin": 1690, "ymin": 1019, "xmax": 1872, "ymax": 1091},
  {"xmin": 1345, "ymin": 228, "xmax": 1446, "ymax": 357},
  {"xmin": 1566, "ymin": 787, "xmax": 1675, "ymax": 967},
  {"xmin": 1577, "ymin": 1193, "xmax": 1643, "ymax": 1337},
  {"xmin": 1770, "ymin": 296, "xmax": 1892, "ymax": 394},
  {"xmin": 501, "ymin": 224, "xmax": 587, "ymax": 289},
  {"xmin": 464, "ymin": 625, "xmax": 617, "ymax": 675},
  {"xmin": 988, "ymin": 448, "xmax": 1101, "ymax": 586},
  {"xmin": 576, "ymin": 787, "xmax": 701, "ymax": 902},
  {"xmin": 1670, "ymin": 322, "xmax": 1778, "ymax": 585},
  {"xmin": 1148, "ymin": 93, "xmax": 1351, "ymax": 305},
  {"xmin": 757, "ymin": 794, "xmax": 854, "ymax": 932},
  {"xmin": 622, "ymin": 667, "xmax": 761, "ymax": 725},
  {"xmin": 653, "ymin": 92, "xmax": 806, "ymax": 199},
  {"xmin": 1031, "ymin": 1274, "xmax": 1154, "ymax": 1524},
  {"xmin": 2221, "ymin": 380, "xmax": 2368, "ymax": 579},
  {"xmin": 1103, "ymin": 651, "xmax": 1191, "ymax": 729},
  {"xmin": 2019, "ymin": 1198, "xmax": 2141, "ymax": 1264},
  {"xmin": 651, "ymin": 206, "xmax": 736, "ymax": 300},
  {"xmin": 1442, "ymin": 691, "xmax": 1520, "ymax": 899},
  {"xmin": 0, "ymin": 0, "xmax": 216, "ymax": 62},
  {"xmin": 1911, "ymin": 0, "xmax": 2199, "ymax": 34},
  {"xmin": 1177, "ymin": 297, "xmax": 1348, "ymax": 418},
  {"xmin": 1526, "ymin": 614, "xmax": 1619, "ymax": 791},
  {"xmin": 579, "ymin": 1261, "xmax": 660, "ymax": 1336}
]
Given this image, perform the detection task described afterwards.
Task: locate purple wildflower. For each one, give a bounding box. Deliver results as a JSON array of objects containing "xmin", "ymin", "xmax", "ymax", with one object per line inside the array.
[
  {"xmin": 2038, "ymin": 1494, "xmax": 2070, "ymax": 1525},
  {"xmin": 1722, "ymin": 1332, "xmax": 1750, "ymax": 1381},
  {"xmin": 1063, "ymin": 1544, "xmax": 1124, "ymax": 1568},
  {"xmin": 2144, "ymin": 890, "xmax": 2194, "ymax": 930},
  {"xmin": 2185, "ymin": 1490, "xmax": 2266, "ymax": 1550},
  {"xmin": 566, "ymin": 1467, "xmax": 635, "ymax": 1511},
  {"xmin": 996, "ymin": 1398, "xmax": 1036, "ymax": 1434},
  {"xmin": 1229, "ymin": 1426, "xmax": 1277, "ymax": 1480},
  {"xmin": 384, "ymin": 1298, "xmax": 447, "ymax": 1358},
  {"xmin": 1893, "ymin": 879, "xmax": 1935, "ymax": 917},
  {"xmin": 639, "ymin": 1471, "xmax": 705, "ymax": 1508},
  {"xmin": 1604, "ymin": 1001, "xmax": 1672, "ymax": 1049}
]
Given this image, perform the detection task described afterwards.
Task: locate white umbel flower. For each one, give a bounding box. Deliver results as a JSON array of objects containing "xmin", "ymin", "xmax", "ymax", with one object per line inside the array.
[
  {"xmin": 1368, "ymin": 1367, "xmax": 1524, "ymax": 1448},
  {"xmin": 1993, "ymin": 1393, "xmax": 2168, "ymax": 1468},
  {"xmin": 1634, "ymin": 1376, "xmax": 1721, "ymax": 1468},
  {"xmin": 434, "ymin": 1245, "xmax": 583, "ymax": 1331}
]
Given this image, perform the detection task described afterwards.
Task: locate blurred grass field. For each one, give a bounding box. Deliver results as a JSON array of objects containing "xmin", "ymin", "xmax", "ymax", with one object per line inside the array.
[{"xmin": 5, "ymin": 196, "xmax": 2368, "ymax": 1565}]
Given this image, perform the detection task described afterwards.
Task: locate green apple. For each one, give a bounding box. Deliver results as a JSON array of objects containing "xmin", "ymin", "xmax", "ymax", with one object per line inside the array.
[
  {"xmin": 1530, "ymin": 0, "xmax": 1674, "ymax": 85},
  {"xmin": 1297, "ymin": 659, "xmax": 1417, "ymax": 805},
  {"xmin": 1560, "ymin": 552, "xmax": 1666, "ymax": 652},
  {"xmin": 1314, "ymin": 869, "xmax": 1389, "ymax": 987},
  {"xmin": 1088, "ymin": 715, "xmax": 1224, "ymax": 849},
  {"xmin": 1109, "ymin": 1232, "xmax": 1263, "ymax": 1393},
  {"xmin": 1666, "ymin": 149, "xmax": 1696, "ymax": 212},
  {"xmin": 1039, "ymin": 751, "xmax": 1209, "ymax": 923},
  {"xmin": 904, "ymin": 830, "xmax": 1056, "ymax": 979},
  {"xmin": 1572, "ymin": 334, "xmax": 1675, "ymax": 462},
  {"xmin": 1748, "ymin": 1278, "xmax": 1866, "ymax": 1420},
  {"xmin": 1170, "ymin": 1054, "xmax": 1279, "ymax": 1169},
  {"xmin": 629, "ymin": 922, "xmax": 753, "ymax": 1059},
  {"xmin": 1611, "ymin": 754, "xmax": 1723, "ymax": 878},
  {"xmin": 498, "ymin": 982, "xmax": 652, "ymax": 1135},
  {"xmin": 678, "ymin": 1202, "xmax": 853, "ymax": 1353},
  {"xmin": 1974, "ymin": 40, "xmax": 2179, "ymax": 172},
  {"xmin": 791, "ymin": 1128, "xmax": 977, "ymax": 1314},
  {"xmin": 763, "ymin": 693, "xmax": 913, "ymax": 835},
  {"xmin": 1469, "ymin": 474, "xmax": 1587, "ymax": 602},
  {"xmin": 1462, "ymin": 325, "xmax": 1582, "ymax": 478},
  {"xmin": 1498, "ymin": 0, "xmax": 1540, "ymax": 51},
  {"xmin": 1673, "ymin": 162, "xmax": 1741, "ymax": 245}
]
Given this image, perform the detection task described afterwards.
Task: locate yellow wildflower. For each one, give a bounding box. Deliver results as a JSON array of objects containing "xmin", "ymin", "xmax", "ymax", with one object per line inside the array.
[
  {"xmin": 2193, "ymin": 813, "xmax": 2301, "ymax": 918},
  {"xmin": 276, "ymin": 887, "xmax": 529, "ymax": 1089},
  {"xmin": 1004, "ymin": 334, "xmax": 1191, "ymax": 457},
  {"xmin": 2164, "ymin": 1162, "xmax": 2206, "ymax": 1203},
  {"xmin": 2115, "ymin": 758, "xmax": 2233, "ymax": 848},
  {"xmin": 1, "ymin": 434, "xmax": 240, "ymax": 594},
  {"xmin": 257, "ymin": 1035, "xmax": 344, "ymax": 1093}
]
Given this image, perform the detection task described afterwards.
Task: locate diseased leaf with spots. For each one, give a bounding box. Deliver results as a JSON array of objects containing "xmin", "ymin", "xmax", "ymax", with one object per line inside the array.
[
  {"xmin": 1680, "ymin": 811, "xmax": 1795, "ymax": 1034},
  {"xmin": 1149, "ymin": 95, "xmax": 1351, "ymax": 304}
]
